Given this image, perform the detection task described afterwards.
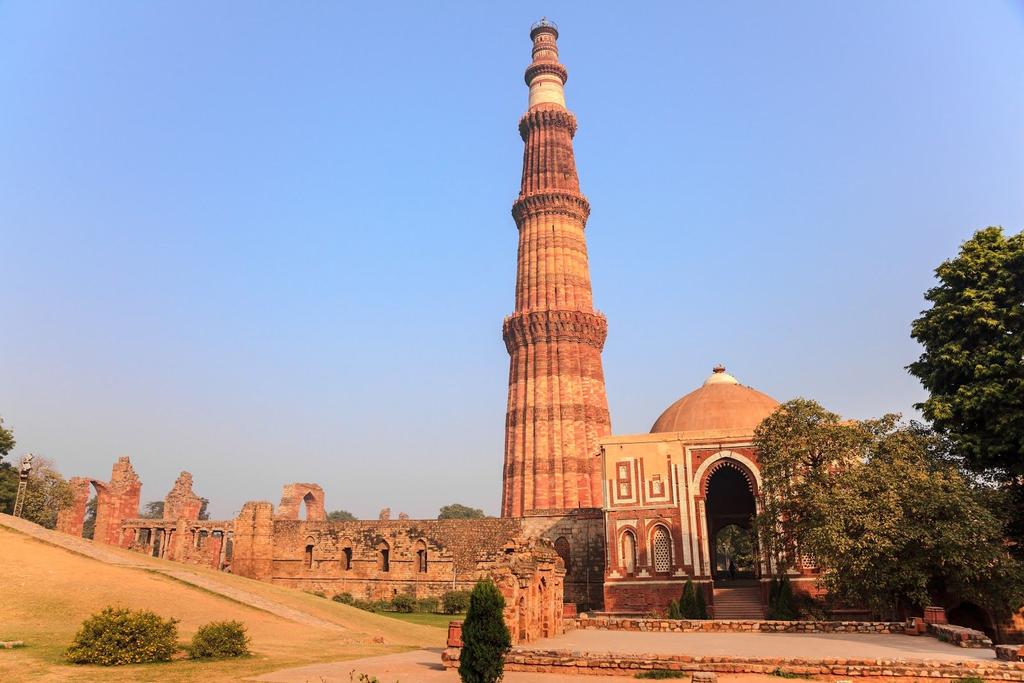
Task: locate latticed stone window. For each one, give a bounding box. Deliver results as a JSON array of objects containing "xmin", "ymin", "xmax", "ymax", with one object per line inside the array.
[{"xmin": 652, "ymin": 526, "xmax": 671, "ymax": 572}]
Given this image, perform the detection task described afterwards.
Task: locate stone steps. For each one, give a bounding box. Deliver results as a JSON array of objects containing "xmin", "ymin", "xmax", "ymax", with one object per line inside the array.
[{"xmin": 712, "ymin": 585, "xmax": 764, "ymax": 620}]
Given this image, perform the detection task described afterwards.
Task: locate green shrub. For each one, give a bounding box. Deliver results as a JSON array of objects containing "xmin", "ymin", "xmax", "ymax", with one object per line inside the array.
[
  {"xmin": 667, "ymin": 599, "xmax": 680, "ymax": 619},
  {"xmin": 636, "ymin": 670, "xmax": 687, "ymax": 679},
  {"xmin": 416, "ymin": 596, "xmax": 440, "ymax": 613},
  {"xmin": 187, "ymin": 620, "xmax": 250, "ymax": 659},
  {"xmin": 391, "ymin": 594, "xmax": 416, "ymax": 613},
  {"xmin": 766, "ymin": 575, "xmax": 798, "ymax": 620},
  {"xmin": 65, "ymin": 607, "xmax": 178, "ymax": 666},
  {"xmin": 308, "ymin": 590, "xmax": 327, "ymax": 599},
  {"xmin": 333, "ymin": 592, "xmax": 355, "ymax": 605},
  {"xmin": 458, "ymin": 579, "xmax": 511, "ymax": 683},
  {"xmin": 443, "ymin": 589, "xmax": 471, "ymax": 614}
]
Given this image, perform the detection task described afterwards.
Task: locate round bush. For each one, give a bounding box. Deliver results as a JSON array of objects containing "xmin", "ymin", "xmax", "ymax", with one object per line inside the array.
[
  {"xmin": 442, "ymin": 589, "xmax": 471, "ymax": 614},
  {"xmin": 391, "ymin": 594, "xmax": 416, "ymax": 613},
  {"xmin": 65, "ymin": 607, "xmax": 178, "ymax": 666},
  {"xmin": 416, "ymin": 596, "xmax": 440, "ymax": 613},
  {"xmin": 187, "ymin": 620, "xmax": 250, "ymax": 659}
]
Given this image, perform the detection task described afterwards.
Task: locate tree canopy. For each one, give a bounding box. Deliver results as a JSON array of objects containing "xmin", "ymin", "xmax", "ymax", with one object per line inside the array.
[
  {"xmin": 327, "ymin": 509, "xmax": 356, "ymax": 521},
  {"xmin": 754, "ymin": 399, "xmax": 1024, "ymax": 620},
  {"xmin": 140, "ymin": 501, "xmax": 165, "ymax": 519},
  {"xmin": 17, "ymin": 456, "xmax": 74, "ymax": 529},
  {"xmin": 908, "ymin": 226, "xmax": 1024, "ymax": 543},
  {"xmin": 438, "ymin": 503, "xmax": 486, "ymax": 520}
]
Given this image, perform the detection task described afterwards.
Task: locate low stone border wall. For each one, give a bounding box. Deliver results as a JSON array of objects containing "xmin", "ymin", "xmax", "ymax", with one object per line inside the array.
[
  {"xmin": 928, "ymin": 622, "xmax": 993, "ymax": 648},
  {"xmin": 997, "ymin": 644, "xmax": 1024, "ymax": 662},
  {"xmin": 575, "ymin": 616, "xmax": 906, "ymax": 634},
  {"xmin": 502, "ymin": 649, "xmax": 1024, "ymax": 679}
]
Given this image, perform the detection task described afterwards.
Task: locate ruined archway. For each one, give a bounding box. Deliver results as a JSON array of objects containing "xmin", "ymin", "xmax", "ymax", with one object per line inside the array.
[{"xmin": 948, "ymin": 602, "xmax": 997, "ymax": 643}]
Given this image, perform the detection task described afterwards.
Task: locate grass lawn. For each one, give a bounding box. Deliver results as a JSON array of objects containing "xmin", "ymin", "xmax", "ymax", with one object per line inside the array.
[
  {"xmin": 377, "ymin": 611, "xmax": 466, "ymax": 628},
  {"xmin": 0, "ymin": 525, "xmax": 443, "ymax": 682}
]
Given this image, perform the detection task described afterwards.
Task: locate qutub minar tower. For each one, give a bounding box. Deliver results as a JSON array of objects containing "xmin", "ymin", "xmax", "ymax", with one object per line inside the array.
[{"xmin": 502, "ymin": 19, "xmax": 612, "ymax": 517}]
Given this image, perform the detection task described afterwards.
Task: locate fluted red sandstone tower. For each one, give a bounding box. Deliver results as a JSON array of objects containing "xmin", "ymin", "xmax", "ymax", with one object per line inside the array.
[{"xmin": 502, "ymin": 20, "xmax": 612, "ymax": 517}]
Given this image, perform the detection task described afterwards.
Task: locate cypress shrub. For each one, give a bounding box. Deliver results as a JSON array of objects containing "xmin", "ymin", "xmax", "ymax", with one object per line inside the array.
[
  {"xmin": 458, "ymin": 579, "xmax": 511, "ymax": 683},
  {"xmin": 187, "ymin": 620, "xmax": 250, "ymax": 659},
  {"xmin": 694, "ymin": 583, "xmax": 708, "ymax": 619},
  {"xmin": 767, "ymin": 575, "xmax": 798, "ymax": 620},
  {"xmin": 667, "ymin": 599, "xmax": 680, "ymax": 619},
  {"xmin": 65, "ymin": 607, "xmax": 178, "ymax": 665},
  {"xmin": 678, "ymin": 580, "xmax": 696, "ymax": 618}
]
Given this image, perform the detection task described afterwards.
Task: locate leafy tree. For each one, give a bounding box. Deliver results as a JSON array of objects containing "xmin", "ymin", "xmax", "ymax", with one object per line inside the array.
[
  {"xmin": 755, "ymin": 400, "xmax": 1024, "ymax": 620},
  {"xmin": 0, "ymin": 416, "xmax": 18, "ymax": 513},
  {"xmin": 83, "ymin": 495, "xmax": 97, "ymax": 540},
  {"xmin": 0, "ymin": 466, "xmax": 18, "ymax": 514},
  {"xmin": 20, "ymin": 457, "xmax": 74, "ymax": 529},
  {"xmin": 908, "ymin": 226, "xmax": 1024, "ymax": 545},
  {"xmin": 458, "ymin": 579, "xmax": 511, "ymax": 683},
  {"xmin": 439, "ymin": 503, "xmax": 486, "ymax": 520},
  {"xmin": 140, "ymin": 501, "xmax": 164, "ymax": 519},
  {"xmin": 715, "ymin": 525, "xmax": 754, "ymax": 573},
  {"xmin": 327, "ymin": 509, "xmax": 357, "ymax": 521},
  {"xmin": 0, "ymin": 416, "xmax": 15, "ymax": 463}
]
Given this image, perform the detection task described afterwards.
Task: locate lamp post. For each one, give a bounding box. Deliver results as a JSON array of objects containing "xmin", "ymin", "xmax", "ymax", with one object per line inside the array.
[{"xmin": 12, "ymin": 453, "xmax": 33, "ymax": 518}]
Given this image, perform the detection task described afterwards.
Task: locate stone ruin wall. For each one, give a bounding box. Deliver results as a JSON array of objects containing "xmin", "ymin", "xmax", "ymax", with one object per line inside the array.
[
  {"xmin": 232, "ymin": 498, "xmax": 527, "ymax": 599},
  {"xmin": 55, "ymin": 457, "xmax": 141, "ymax": 547},
  {"xmin": 518, "ymin": 509, "xmax": 606, "ymax": 610}
]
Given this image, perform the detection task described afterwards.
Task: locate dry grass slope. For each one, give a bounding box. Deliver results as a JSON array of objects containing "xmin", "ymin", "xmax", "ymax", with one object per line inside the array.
[{"xmin": 0, "ymin": 524, "xmax": 443, "ymax": 682}]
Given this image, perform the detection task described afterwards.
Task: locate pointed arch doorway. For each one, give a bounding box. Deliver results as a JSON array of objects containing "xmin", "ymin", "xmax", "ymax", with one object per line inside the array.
[{"xmin": 704, "ymin": 461, "xmax": 757, "ymax": 582}]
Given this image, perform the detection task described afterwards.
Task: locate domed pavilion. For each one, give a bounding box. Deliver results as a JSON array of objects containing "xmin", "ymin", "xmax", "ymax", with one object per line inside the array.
[{"xmin": 598, "ymin": 366, "xmax": 796, "ymax": 615}]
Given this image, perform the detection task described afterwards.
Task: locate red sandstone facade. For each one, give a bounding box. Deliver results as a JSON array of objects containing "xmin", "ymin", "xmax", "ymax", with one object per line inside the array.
[{"xmin": 501, "ymin": 20, "xmax": 611, "ymax": 517}]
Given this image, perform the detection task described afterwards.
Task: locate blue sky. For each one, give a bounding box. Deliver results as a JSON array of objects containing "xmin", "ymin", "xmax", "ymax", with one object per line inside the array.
[{"xmin": 2, "ymin": 2, "xmax": 1022, "ymax": 519}]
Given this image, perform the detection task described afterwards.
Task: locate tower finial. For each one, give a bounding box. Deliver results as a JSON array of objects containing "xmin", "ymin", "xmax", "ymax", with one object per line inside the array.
[{"xmin": 525, "ymin": 19, "xmax": 567, "ymax": 110}]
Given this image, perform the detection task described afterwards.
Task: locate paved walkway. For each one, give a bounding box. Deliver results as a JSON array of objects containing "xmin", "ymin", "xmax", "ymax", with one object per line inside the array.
[
  {"xmin": 0, "ymin": 513, "xmax": 346, "ymax": 632},
  {"xmin": 252, "ymin": 648, "xmax": 785, "ymax": 683},
  {"xmin": 530, "ymin": 629, "xmax": 996, "ymax": 662}
]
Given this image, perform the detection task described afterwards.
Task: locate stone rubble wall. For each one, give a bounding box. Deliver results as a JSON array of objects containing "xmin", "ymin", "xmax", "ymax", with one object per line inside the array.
[
  {"xmin": 574, "ymin": 616, "xmax": 906, "ymax": 634},
  {"xmin": 499, "ymin": 649, "xmax": 1024, "ymax": 679},
  {"xmin": 928, "ymin": 622, "xmax": 994, "ymax": 648}
]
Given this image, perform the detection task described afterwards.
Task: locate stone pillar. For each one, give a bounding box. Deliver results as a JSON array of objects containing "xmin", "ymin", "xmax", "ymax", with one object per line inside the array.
[
  {"xmin": 56, "ymin": 477, "xmax": 91, "ymax": 536},
  {"xmin": 232, "ymin": 501, "xmax": 275, "ymax": 580}
]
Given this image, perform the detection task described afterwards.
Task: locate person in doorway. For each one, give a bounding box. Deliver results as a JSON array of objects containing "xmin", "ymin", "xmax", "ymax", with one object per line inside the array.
[{"xmin": 728, "ymin": 559, "xmax": 737, "ymax": 580}]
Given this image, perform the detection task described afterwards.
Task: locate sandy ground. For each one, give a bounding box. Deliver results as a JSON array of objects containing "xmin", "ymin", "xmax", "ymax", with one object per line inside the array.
[
  {"xmin": 0, "ymin": 518, "xmax": 440, "ymax": 682},
  {"xmin": 529, "ymin": 629, "xmax": 997, "ymax": 662}
]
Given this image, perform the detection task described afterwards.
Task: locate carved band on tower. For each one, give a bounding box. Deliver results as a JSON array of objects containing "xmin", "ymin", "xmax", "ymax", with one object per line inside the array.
[{"xmin": 502, "ymin": 20, "xmax": 612, "ymax": 517}]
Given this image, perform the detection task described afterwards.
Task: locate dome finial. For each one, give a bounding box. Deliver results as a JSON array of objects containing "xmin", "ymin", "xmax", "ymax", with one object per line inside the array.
[{"xmin": 712, "ymin": 364, "xmax": 726, "ymax": 374}]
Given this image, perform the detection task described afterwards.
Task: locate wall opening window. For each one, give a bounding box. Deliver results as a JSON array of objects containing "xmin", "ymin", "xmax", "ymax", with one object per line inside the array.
[
  {"xmin": 415, "ymin": 541, "xmax": 428, "ymax": 573},
  {"xmin": 621, "ymin": 530, "xmax": 637, "ymax": 574},
  {"xmin": 304, "ymin": 544, "xmax": 314, "ymax": 569},
  {"xmin": 378, "ymin": 542, "xmax": 390, "ymax": 572},
  {"xmin": 553, "ymin": 536, "xmax": 571, "ymax": 574},
  {"xmin": 343, "ymin": 547, "xmax": 353, "ymax": 570}
]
